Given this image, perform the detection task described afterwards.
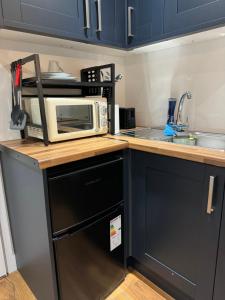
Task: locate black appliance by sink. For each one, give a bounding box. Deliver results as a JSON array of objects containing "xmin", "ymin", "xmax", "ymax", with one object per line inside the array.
[{"xmin": 48, "ymin": 153, "xmax": 125, "ymax": 300}]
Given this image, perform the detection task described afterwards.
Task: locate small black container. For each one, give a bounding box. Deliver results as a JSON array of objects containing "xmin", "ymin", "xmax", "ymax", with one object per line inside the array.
[{"xmin": 119, "ymin": 107, "xmax": 136, "ymax": 129}]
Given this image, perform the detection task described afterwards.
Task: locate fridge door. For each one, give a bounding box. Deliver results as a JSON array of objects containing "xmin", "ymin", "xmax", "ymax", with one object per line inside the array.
[
  {"xmin": 53, "ymin": 205, "xmax": 125, "ymax": 300},
  {"xmin": 48, "ymin": 157, "xmax": 123, "ymax": 235}
]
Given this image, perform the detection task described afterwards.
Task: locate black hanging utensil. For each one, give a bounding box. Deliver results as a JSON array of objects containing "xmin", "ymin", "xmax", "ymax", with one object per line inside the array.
[{"xmin": 10, "ymin": 61, "xmax": 27, "ymax": 130}]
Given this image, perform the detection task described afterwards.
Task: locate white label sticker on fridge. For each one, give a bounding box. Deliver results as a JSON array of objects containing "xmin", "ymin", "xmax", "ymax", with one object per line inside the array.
[{"xmin": 110, "ymin": 215, "xmax": 122, "ymax": 251}]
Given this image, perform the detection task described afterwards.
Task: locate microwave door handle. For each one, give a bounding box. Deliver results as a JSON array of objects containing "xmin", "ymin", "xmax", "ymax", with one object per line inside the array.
[{"xmin": 95, "ymin": 103, "xmax": 100, "ymax": 131}]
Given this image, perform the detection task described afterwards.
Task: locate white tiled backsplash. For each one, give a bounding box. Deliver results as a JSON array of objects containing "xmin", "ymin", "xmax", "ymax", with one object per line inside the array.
[{"xmin": 124, "ymin": 37, "xmax": 225, "ymax": 134}]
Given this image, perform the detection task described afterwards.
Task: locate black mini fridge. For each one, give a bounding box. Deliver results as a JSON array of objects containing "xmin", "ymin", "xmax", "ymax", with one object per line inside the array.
[{"xmin": 48, "ymin": 154, "xmax": 126, "ymax": 300}]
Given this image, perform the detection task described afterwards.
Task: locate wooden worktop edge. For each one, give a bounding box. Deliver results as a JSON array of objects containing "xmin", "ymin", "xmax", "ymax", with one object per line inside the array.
[
  {"xmin": 0, "ymin": 138, "xmax": 128, "ymax": 169},
  {"xmin": 104, "ymin": 135, "xmax": 225, "ymax": 168},
  {"xmin": 1, "ymin": 135, "xmax": 225, "ymax": 169}
]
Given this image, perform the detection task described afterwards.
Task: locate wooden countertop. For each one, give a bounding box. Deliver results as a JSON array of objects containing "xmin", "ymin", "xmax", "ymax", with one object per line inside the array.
[
  {"xmin": 0, "ymin": 137, "xmax": 128, "ymax": 169},
  {"xmin": 1, "ymin": 134, "xmax": 225, "ymax": 169},
  {"xmin": 105, "ymin": 134, "xmax": 225, "ymax": 168}
]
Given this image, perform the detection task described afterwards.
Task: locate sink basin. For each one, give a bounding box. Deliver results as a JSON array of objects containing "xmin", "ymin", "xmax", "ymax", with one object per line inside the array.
[
  {"xmin": 193, "ymin": 132, "xmax": 225, "ymax": 150},
  {"xmin": 169, "ymin": 132, "xmax": 225, "ymax": 151},
  {"xmin": 118, "ymin": 128, "xmax": 225, "ymax": 151},
  {"xmin": 171, "ymin": 135, "xmax": 197, "ymax": 146}
]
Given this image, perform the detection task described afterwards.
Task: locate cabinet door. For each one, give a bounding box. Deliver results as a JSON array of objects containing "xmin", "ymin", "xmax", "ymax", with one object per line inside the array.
[
  {"xmin": 0, "ymin": 1, "xmax": 3, "ymax": 26},
  {"xmin": 127, "ymin": 0, "xmax": 164, "ymax": 47},
  {"xmin": 91, "ymin": 0, "xmax": 125, "ymax": 47},
  {"xmin": 54, "ymin": 205, "xmax": 125, "ymax": 300},
  {"xmin": 213, "ymin": 182, "xmax": 225, "ymax": 300},
  {"xmin": 164, "ymin": 0, "xmax": 225, "ymax": 36},
  {"xmin": 48, "ymin": 157, "xmax": 123, "ymax": 235},
  {"xmin": 2, "ymin": 0, "xmax": 86, "ymax": 41},
  {"xmin": 131, "ymin": 151, "xmax": 224, "ymax": 300}
]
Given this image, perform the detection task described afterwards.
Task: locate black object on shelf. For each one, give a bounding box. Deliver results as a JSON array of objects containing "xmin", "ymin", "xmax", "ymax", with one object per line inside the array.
[
  {"xmin": 10, "ymin": 54, "xmax": 116, "ymax": 146},
  {"xmin": 119, "ymin": 107, "xmax": 136, "ymax": 129}
]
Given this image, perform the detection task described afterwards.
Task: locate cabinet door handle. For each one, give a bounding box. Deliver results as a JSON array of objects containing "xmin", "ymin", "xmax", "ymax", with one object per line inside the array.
[
  {"xmin": 84, "ymin": 0, "xmax": 91, "ymax": 29},
  {"xmin": 96, "ymin": 0, "xmax": 102, "ymax": 32},
  {"xmin": 207, "ymin": 176, "xmax": 215, "ymax": 215},
  {"xmin": 128, "ymin": 6, "xmax": 134, "ymax": 37}
]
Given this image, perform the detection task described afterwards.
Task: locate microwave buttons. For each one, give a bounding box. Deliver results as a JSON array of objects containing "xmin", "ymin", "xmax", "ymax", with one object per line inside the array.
[{"xmin": 101, "ymin": 106, "xmax": 107, "ymax": 115}]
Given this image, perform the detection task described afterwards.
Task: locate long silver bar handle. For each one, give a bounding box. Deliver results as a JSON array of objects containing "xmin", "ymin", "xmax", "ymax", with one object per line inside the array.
[
  {"xmin": 207, "ymin": 176, "xmax": 215, "ymax": 215},
  {"xmin": 95, "ymin": 102, "xmax": 100, "ymax": 132},
  {"xmin": 84, "ymin": 0, "xmax": 91, "ymax": 29},
  {"xmin": 96, "ymin": 0, "xmax": 102, "ymax": 32},
  {"xmin": 128, "ymin": 6, "xmax": 134, "ymax": 37}
]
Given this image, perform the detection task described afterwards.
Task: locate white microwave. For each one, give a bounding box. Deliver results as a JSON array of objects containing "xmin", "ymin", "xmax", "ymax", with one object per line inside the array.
[{"xmin": 23, "ymin": 97, "xmax": 108, "ymax": 142}]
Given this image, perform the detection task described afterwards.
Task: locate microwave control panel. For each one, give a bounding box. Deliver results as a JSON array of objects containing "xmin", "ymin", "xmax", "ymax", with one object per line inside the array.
[{"xmin": 98, "ymin": 101, "xmax": 108, "ymax": 132}]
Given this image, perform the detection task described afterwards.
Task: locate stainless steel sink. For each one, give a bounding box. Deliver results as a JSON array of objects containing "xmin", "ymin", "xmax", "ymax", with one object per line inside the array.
[
  {"xmin": 118, "ymin": 128, "xmax": 225, "ymax": 151},
  {"xmin": 169, "ymin": 132, "xmax": 225, "ymax": 151},
  {"xmin": 170, "ymin": 135, "xmax": 197, "ymax": 146},
  {"xmin": 193, "ymin": 132, "xmax": 225, "ymax": 150}
]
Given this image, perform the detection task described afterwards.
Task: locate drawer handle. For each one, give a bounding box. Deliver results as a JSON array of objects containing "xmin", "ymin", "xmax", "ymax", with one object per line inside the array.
[
  {"xmin": 128, "ymin": 6, "xmax": 134, "ymax": 37},
  {"xmin": 85, "ymin": 178, "xmax": 102, "ymax": 186},
  {"xmin": 207, "ymin": 176, "xmax": 215, "ymax": 215},
  {"xmin": 84, "ymin": 0, "xmax": 91, "ymax": 29}
]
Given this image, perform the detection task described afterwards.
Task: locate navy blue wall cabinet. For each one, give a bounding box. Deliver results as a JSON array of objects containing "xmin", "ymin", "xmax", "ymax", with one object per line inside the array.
[
  {"xmin": 131, "ymin": 150, "xmax": 225, "ymax": 300},
  {"xmin": 1, "ymin": 0, "xmax": 86, "ymax": 41},
  {"xmin": 1, "ymin": 0, "xmax": 125, "ymax": 48},
  {"xmin": 0, "ymin": 3, "xmax": 3, "ymax": 26},
  {"xmin": 164, "ymin": 0, "xmax": 225, "ymax": 37},
  {"xmin": 126, "ymin": 0, "xmax": 164, "ymax": 47},
  {"xmin": 3, "ymin": 0, "xmax": 225, "ymax": 49},
  {"xmin": 91, "ymin": 0, "xmax": 125, "ymax": 47}
]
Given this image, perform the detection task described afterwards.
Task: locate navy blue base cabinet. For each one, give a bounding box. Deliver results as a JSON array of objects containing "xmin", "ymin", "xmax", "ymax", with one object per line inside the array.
[
  {"xmin": 130, "ymin": 150, "xmax": 225, "ymax": 300},
  {"xmin": 213, "ymin": 188, "xmax": 225, "ymax": 300}
]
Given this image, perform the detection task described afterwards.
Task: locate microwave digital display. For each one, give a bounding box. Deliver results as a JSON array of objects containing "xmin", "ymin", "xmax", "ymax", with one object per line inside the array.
[{"xmin": 56, "ymin": 105, "xmax": 94, "ymax": 134}]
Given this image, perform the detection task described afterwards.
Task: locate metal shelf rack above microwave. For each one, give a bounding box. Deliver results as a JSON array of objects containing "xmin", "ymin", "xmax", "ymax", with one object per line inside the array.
[
  {"xmin": 22, "ymin": 78, "xmax": 114, "ymax": 89},
  {"xmin": 11, "ymin": 54, "xmax": 116, "ymax": 146}
]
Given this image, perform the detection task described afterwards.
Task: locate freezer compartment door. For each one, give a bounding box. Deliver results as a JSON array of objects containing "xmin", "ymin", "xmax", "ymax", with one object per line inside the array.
[
  {"xmin": 49, "ymin": 157, "xmax": 124, "ymax": 235},
  {"xmin": 53, "ymin": 205, "xmax": 125, "ymax": 300}
]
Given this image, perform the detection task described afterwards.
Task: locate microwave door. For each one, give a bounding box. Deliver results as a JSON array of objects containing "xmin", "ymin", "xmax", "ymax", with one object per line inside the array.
[{"xmin": 56, "ymin": 104, "xmax": 96, "ymax": 135}]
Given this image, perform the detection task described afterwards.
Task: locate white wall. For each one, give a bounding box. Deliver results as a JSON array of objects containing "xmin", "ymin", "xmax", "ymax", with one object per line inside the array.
[
  {"xmin": 0, "ymin": 38, "xmax": 126, "ymax": 273},
  {"xmin": 125, "ymin": 37, "xmax": 225, "ymax": 134}
]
